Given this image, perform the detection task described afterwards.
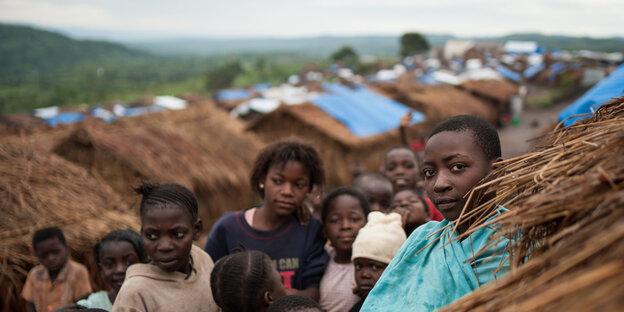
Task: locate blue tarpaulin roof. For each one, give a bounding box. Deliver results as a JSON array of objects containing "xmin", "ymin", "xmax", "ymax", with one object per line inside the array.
[
  {"xmin": 558, "ymin": 63, "xmax": 624, "ymax": 126},
  {"xmin": 44, "ymin": 112, "xmax": 85, "ymax": 126},
  {"xmin": 524, "ymin": 63, "xmax": 545, "ymax": 79},
  {"xmin": 497, "ymin": 65, "xmax": 521, "ymax": 82},
  {"xmin": 310, "ymin": 83, "xmax": 425, "ymax": 138},
  {"xmin": 215, "ymin": 89, "xmax": 251, "ymax": 101}
]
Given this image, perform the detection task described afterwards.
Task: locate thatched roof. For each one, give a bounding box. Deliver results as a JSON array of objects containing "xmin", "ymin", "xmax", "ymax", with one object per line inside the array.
[
  {"xmin": 0, "ymin": 143, "xmax": 139, "ymax": 312},
  {"xmin": 247, "ymin": 103, "xmax": 430, "ymax": 188},
  {"xmin": 55, "ymin": 101, "xmax": 263, "ymax": 231},
  {"xmin": 442, "ymin": 97, "xmax": 624, "ymax": 311},
  {"xmin": 0, "ymin": 113, "xmax": 49, "ymax": 137},
  {"xmin": 372, "ymin": 81, "xmax": 499, "ymax": 126},
  {"xmin": 457, "ymin": 79, "xmax": 519, "ymax": 105}
]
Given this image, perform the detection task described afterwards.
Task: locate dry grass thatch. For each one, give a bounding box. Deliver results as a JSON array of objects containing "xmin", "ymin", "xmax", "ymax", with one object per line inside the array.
[
  {"xmin": 457, "ymin": 79, "xmax": 519, "ymax": 109},
  {"xmin": 373, "ymin": 81, "xmax": 499, "ymax": 126},
  {"xmin": 54, "ymin": 101, "xmax": 263, "ymax": 232},
  {"xmin": 0, "ymin": 143, "xmax": 139, "ymax": 312},
  {"xmin": 247, "ymin": 103, "xmax": 432, "ymax": 188},
  {"xmin": 441, "ymin": 96, "xmax": 624, "ymax": 311}
]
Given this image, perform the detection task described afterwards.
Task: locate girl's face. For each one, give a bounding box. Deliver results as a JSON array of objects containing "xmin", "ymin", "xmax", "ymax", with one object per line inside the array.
[
  {"xmin": 324, "ymin": 195, "xmax": 367, "ymax": 254},
  {"xmin": 141, "ymin": 204, "xmax": 201, "ymax": 274},
  {"xmin": 263, "ymin": 161, "xmax": 311, "ymax": 217},
  {"xmin": 99, "ymin": 241, "xmax": 141, "ymax": 292},
  {"xmin": 353, "ymin": 258, "xmax": 387, "ymax": 300},
  {"xmin": 384, "ymin": 149, "xmax": 420, "ymax": 192},
  {"xmin": 422, "ymin": 130, "xmax": 494, "ymax": 221},
  {"xmin": 391, "ymin": 190, "xmax": 429, "ymax": 227}
]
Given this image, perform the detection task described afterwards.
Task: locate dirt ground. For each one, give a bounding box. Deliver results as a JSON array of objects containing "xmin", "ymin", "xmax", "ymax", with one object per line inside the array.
[{"xmin": 498, "ymin": 99, "xmax": 573, "ymax": 159}]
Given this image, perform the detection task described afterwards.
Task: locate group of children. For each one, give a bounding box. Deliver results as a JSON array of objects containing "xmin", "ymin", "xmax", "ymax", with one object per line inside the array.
[{"xmin": 22, "ymin": 114, "xmax": 510, "ymax": 311}]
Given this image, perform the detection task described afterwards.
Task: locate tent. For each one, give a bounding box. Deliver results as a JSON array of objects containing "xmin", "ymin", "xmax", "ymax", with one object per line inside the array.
[{"xmin": 558, "ymin": 64, "xmax": 624, "ymax": 126}]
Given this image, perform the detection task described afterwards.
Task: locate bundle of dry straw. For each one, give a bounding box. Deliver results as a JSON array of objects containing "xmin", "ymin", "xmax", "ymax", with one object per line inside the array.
[
  {"xmin": 0, "ymin": 143, "xmax": 139, "ymax": 312},
  {"xmin": 442, "ymin": 96, "xmax": 624, "ymax": 311}
]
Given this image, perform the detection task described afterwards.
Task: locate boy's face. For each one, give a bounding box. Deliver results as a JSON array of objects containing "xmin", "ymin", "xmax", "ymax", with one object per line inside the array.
[
  {"xmin": 422, "ymin": 130, "xmax": 494, "ymax": 221},
  {"xmin": 35, "ymin": 237, "xmax": 69, "ymax": 274},
  {"xmin": 323, "ymin": 194, "xmax": 367, "ymax": 254},
  {"xmin": 358, "ymin": 181, "xmax": 393, "ymax": 213},
  {"xmin": 353, "ymin": 257, "xmax": 387, "ymax": 300},
  {"xmin": 141, "ymin": 204, "xmax": 201, "ymax": 274},
  {"xmin": 384, "ymin": 149, "xmax": 420, "ymax": 192}
]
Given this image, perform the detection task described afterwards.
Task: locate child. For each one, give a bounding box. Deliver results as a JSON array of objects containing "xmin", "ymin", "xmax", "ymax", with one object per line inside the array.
[
  {"xmin": 21, "ymin": 226, "xmax": 92, "ymax": 312},
  {"xmin": 266, "ymin": 295, "xmax": 323, "ymax": 312},
  {"xmin": 112, "ymin": 183, "xmax": 218, "ymax": 312},
  {"xmin": 318, "ymin": 187, "xmax": 369, "ymax": 312},
  {"xmin": 382, "ymin": 145, "xmax": 444, "ymax": 221},
  {"xmin": 350, "ymin": 211, "xmax": 406, "ymax": 312},
  {"xmin": 351, "ymin": 173, "xmax": 393, "ymax": 213},
  {"xmin": 361, "ymin": 115, "xmax": 511, "ymax": 311},
  {"xmin": 205, "ymin": 141, "xmax": 329, "ymax": 301},
  {"xmin": 391, "ymin": 188, "xmax": 431, "ymax": 236},
  {"xmin": 75, "ymin": 229, "xmax": 148, "ymax": 311},
  {"xmin": 211, "ymin": 250, "xmax": 286, "ymax": 312}
]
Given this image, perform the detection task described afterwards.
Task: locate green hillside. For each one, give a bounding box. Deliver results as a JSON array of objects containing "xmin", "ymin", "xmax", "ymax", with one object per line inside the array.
[{"xmin": 0, "ymin": 24, "xmax": 150, "ymax": 83}]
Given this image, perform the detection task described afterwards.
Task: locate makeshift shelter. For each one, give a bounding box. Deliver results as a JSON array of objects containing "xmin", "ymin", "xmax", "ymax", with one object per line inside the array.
[
  {"xmin": 441, "ymin": 96, "xmax": 624, "ymax": 311},
  {"xmin": 458, "ymin": 79, "xmax": 519, "ymax": 119},
  {"xmin": 374, "ymin": 82, "xmax": 498, "ymax": 126},
  {"xmin": 247, "ymin": 101, "xmax": 430, "ymax": 188},
  {"xmin": 558, "ymin": 63, "xmax": 624, "ymax": 126},
  {"xmin": 55, "ymin": 101, "xmax": 263, "ymax": 232},
  {"xmin": 0, "ymin": 143, "xmax": 138, "ymax": 312}
]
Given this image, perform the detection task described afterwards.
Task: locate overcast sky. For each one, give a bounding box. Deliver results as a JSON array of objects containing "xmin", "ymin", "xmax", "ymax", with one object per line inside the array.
[{"xmin": 1, "ymin": 0, "xmax": 622, "ymax": 40}]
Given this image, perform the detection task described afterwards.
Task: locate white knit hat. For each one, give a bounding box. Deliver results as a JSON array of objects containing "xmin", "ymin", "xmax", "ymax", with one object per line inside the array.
[{"xmin": 351, "ymin": 211, "xmax": 407, "ymax": 264}]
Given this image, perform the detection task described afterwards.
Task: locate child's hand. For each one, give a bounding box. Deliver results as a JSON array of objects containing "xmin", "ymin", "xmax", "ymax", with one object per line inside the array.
[
  {"xmin": 393, "ymin": 207, "xmax": 410, "ymax": 229},
  {"xmin": 399, "ymin": 110, "xmax": 414, "ymax": 128}
]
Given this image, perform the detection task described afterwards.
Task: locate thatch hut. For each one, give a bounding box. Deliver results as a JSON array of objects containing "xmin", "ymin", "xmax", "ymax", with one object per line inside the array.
[
  {"xmin": 55, "ymin": 101, "xmax": 264, "ymax": 232},
  {"xmin": 372, "ymin": 81, "xmax": 499, "ymax": 126},
  {"xmin": 441, "ymin": 96, "xmax": 624, "ymax": 311},
  {"xmin": 457, "ymin": 79, "xmax": 519, "ymax": 117},
  {"xmin": 246, "ymin": 102, "xmax": 433, "ymax": 188},
  {"xmin": 0, "ymin": 143, "xmax": 139, "ymax": 312}
]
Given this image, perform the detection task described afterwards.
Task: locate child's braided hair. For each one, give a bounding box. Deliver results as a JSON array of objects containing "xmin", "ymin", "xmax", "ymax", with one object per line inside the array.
[{"xmin": 210, "ymin": 249, "xmax": 276, "ymax": 312}]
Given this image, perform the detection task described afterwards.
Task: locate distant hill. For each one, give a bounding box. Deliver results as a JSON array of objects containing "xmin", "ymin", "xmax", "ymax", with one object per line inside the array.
[
  {"xmin": 128, "ymin": 33, "xmax": 624, "ymax": 57},
  {"xmin": 126, "ymin": 34, "xmax": 456, "ymax": 57},
  {"xmin": 0, "ymin": 24, "xmax": 150, "ymax": 83}
]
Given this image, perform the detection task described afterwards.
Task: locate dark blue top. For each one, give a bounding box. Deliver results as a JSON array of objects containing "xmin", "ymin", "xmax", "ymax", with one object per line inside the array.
[{"xmin": 204, "ymin": 209, "xmax": 329, "ymax": 290}]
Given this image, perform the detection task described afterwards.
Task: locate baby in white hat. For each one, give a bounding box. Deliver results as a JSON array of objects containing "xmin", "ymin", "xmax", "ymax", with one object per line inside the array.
[{"xmin": 349, "ymin": 211, "xmax": 407, "ymax": 312}]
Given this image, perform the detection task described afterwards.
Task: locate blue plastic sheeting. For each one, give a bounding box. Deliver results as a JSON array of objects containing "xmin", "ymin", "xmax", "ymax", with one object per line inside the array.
[
  {"xmin": 311, "ymin": 83, "xmax": 425, "ymax": 138},
  {"xmin": 44, "ymin": 112, "xmax": 85, "ymax": 126},
  {"xmin": 549, "ymin": 62, "xmax": 566, "ymax": 82},
  {"xmin": 253, "ymin": 83, "xmax": 271, "ymax": 93},
  {"xmin": 419, "ymin": 74, "xmax": 440, "ymax": 85},
  {"xmin": 497, "ymin": 65, "xmax": 521, "ymax": 82},
  {"xmin": 558, "ymin": 63, "xmax": 624, "ymax": 126},
  {"xmin": 215, "ymin": 89, "xmax": 251, "ymax": 101},
  {"xmin": 123, "ymin": 105, "xmax": 166, "ymax": 117},
  {"xmin": 524, "ymin": 63, "xmax": 545, "ymax": 79}
]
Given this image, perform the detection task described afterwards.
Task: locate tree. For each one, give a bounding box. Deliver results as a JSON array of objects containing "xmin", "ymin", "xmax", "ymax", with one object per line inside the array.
[
  {"xmin": 330, "ymin": 45, "xmax": 358, "ymax": 67},
  {"xmin": 400, "ymin": 32, "xmax": 430, "ymax": 57},
  {"xmin": 204, "ymin": 61, "xmax": 244, "ymax": 91}
]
